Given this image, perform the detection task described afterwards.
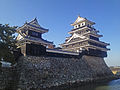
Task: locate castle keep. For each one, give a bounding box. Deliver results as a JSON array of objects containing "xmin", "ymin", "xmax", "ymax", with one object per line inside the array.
[{"xmin": 60, "ymin": 16, "xmax": 110, "ymax": 57}]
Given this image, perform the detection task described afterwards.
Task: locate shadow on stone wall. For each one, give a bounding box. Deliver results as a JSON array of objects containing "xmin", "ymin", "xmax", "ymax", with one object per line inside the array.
[{"xmin": 0, "ymin": 67, "xmax": 19, "ymax": 90}]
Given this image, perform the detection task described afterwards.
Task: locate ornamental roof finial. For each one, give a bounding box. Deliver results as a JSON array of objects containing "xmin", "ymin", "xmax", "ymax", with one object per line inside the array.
[
  {"xmin": 78, "ymin": 14, "xmax": 81, "ymax": 17},
  {"xmin": 34, "ymin": 17, "xmax": 37, "ymax": 21},
  {"xmin": 25, "ymin": 21, "xmax": 27, "ymax": 24}
]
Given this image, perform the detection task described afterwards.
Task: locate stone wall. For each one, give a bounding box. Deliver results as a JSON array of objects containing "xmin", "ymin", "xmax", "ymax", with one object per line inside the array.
[
  {"xmin": 0, "ymin": 55, "xmax": 115, "ymax": 90},
  {"xmin": 16, "ymin": 55, "xmax": 114, "ymax": 89},
  {"xmin": 0, "ymin": 67, "xmax": 18, "ymax": 90},
  {"xmin": 82, "ymin": 56, "xmax": 113, "ymax": 78}
]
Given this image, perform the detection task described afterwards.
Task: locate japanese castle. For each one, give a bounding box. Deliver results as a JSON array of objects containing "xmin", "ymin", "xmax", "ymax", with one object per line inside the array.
[
  {"xmin": 60, "ymin": 16, "xmax": 110, "ymax": 57},
  {"xmin": 16, "ymin": 16, "xmax": 110, "ymax": 57}
]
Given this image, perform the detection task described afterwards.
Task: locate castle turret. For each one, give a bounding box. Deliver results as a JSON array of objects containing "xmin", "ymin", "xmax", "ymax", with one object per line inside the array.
[
  {"xmin": 60, "ymin": 16, "xmax": 110, "ymax": 57},
  {"xmin": 16, "ymin": 18, "xmax": 54, "ymax": 56}
]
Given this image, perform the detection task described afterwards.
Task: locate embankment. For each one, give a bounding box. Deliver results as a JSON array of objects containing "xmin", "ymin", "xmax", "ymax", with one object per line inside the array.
[{"xmin": 0, "ymin": 55, "xmax": 115, "ymax": 90}]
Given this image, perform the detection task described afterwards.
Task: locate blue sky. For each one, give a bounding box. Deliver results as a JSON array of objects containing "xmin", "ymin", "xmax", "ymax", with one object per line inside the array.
[{"xmin": 0, "ymin": 0, "xmax": 120, "ymax": 66}]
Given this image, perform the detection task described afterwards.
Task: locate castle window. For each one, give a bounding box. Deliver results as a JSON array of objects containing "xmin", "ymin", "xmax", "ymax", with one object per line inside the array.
[
  {"xmin": 81, "ymin": 22, "xmax": 85, "ymax": 26},
  {"xmin": 28, "ymin": 30, "xmax": 41, "ymax": 38},
  {"xmin": 87, "ymin": 24, "xmax": 91, "ymax": 27},
  {"xmin": 32, "ymin": 32, "xmax": 38, "ymax": 36},
  {"xmin": 86, "ymin": 29, "xmax": 89, "ymax": 32}
]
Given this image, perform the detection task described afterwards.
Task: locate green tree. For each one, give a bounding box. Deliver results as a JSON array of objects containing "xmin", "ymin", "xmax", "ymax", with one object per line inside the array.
[{"xmin": 0, "ymin": 24, "xmax": 17, "ymax": 66}]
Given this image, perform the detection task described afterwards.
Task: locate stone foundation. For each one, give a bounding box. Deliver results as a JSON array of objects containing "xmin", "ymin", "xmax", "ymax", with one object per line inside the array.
[
  {"xmin": 0, "ymin": 67, "xmax": 18, "ymax": 90},
  {"xmin": 0, "ymin": 55, "xmax": 115, "ymax": 90},
  {"xmin": 82, "ymin": 56, "xmax": 113, "ymax": 78}
]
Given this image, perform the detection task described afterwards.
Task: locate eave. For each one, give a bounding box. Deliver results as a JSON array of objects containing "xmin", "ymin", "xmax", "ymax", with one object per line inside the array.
[
  {"xmin": 83, "ymin": 31, "xmax": 103, "ymax": 38},
  {"xmin": 24, "ymin": 37, "xmax": 53, "ymax": 45},
  {"xmin": 68, "ymin": 26, "xmax": 90, "ymax": 34},
  {"xmin": 17, "ymin": 24, "xmax": 48, "ymax": 34},
  {"xmin": 71, "ymin": 19, "xmax": 95, "ymax": 26},
  {"xmin": 62, "ymin": 44, "xmax": 109, "ymax": 52},
  {"xmin": 60, "ymin": 38, "xmax": 109, "ymax": 46},
  {"xmin": 60, "ymin": 38, "xmax": 89, "ymax": 46}
]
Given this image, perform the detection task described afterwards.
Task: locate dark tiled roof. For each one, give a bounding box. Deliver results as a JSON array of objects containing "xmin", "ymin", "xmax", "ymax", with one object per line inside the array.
[
  {"xmin": 25, "ymin": 36, "xmax": 53, "ymax": 44},
  {"xmin": 26, "ymin": 23, "xmax": 48, "ymax": 31}
]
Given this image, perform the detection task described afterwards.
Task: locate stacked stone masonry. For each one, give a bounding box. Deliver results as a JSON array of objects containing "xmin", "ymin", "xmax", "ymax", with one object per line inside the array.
[{"xmin": 0, "ymin": 55, "xmax": 114, "ymax": 90}]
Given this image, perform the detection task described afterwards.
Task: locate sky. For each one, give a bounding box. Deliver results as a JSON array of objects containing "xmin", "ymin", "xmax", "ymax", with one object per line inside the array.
[{"xmin": 0, "ymin": 0, "xmax": 120, "ymax": 66}]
